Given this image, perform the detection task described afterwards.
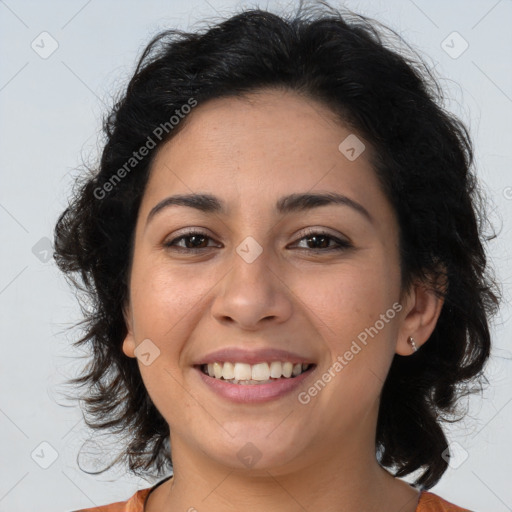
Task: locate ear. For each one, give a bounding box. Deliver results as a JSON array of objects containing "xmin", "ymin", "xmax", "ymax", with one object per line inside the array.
[
  {"xmin": 121, "ymin": 300, "xmax": 137, "ymax": 358},
  {"xmin": 395, "ymin": 277, "xmax": 445, "ymax": 356}
]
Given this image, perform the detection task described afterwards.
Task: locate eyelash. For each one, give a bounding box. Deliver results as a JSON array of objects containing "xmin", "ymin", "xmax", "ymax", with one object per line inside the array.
[{"xmin": 163, "ymin": 229, "xmax": 352, "ymax": 253}]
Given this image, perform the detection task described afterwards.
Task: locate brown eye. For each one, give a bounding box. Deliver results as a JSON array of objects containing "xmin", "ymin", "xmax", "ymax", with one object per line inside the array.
[
  {"xmin": 164, "ymin": 231, "xmax": 220, "ymax": 251},
  {"xmin": 305, "ymin": 234, "xmax": 331, "ymax": 249},
  {"xmin": 294, "ymin": 231, "xmax": 352, "ymax": 252}
]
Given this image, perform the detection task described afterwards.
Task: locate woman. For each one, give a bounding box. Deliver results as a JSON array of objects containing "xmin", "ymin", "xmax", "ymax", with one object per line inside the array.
[{"xmin": 54, "ymin": 2, "xmax": 500, "ymax": 511}]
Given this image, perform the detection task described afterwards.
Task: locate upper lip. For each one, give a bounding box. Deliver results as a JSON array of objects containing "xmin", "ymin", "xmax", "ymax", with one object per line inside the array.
[{"xmin": 193, "ymin": 347, "xmax": 316, "ymax": 366}]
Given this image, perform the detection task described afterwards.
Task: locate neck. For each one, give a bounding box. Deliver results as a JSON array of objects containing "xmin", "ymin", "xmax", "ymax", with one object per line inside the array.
[{"xmin": 147, "ymin": 436, "xmax": 420, "ymax": 512}]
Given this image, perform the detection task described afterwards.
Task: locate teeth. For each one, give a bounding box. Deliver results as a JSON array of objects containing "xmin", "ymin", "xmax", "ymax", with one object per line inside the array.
[
  {"xmin": 282, "ymin": 362, "xmax": 293, "ymax": 378},
  {"xmin": 251, "ymin": 362, "xmax": 270, "ymax": 381},
  {"xmin": 292, "ymin": 363, "xmax": 302, "ymax": 376},
  {"xmin": 234, "ymin": 363, "xmax": 252, "ymax": 380},
  {"xmin": 270, "ymin": 361, "xmax": 282, "ymax": 378},
  {"xmin": 213, "ymin": 362, "xmax": 223, "ymax": 379},
  {"xmin": 202, "ymin": 361, "xmax": 311, "ymax": 381},
  {"xmin": 222, "ymin": 362, "xmax": 235, "ymax": 380}
]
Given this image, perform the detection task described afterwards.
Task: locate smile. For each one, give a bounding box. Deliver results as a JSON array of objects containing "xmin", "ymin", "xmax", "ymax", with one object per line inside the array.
[{"xmin": 194, "ymin": 362, "xmax": 316, "ymax": 403}]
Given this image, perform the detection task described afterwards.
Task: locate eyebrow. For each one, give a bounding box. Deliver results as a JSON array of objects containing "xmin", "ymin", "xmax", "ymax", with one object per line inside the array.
[{"xmin": 146, "ymin": 191, "xmax": 373, "ymax": 226}]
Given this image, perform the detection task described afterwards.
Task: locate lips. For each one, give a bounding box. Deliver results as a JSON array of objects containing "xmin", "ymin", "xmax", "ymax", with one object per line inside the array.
[
  {"xmin": 194, "ymin": 363, "xmax": 315, "ymax": 403},
  {"xmin": 191, "ymin": 346, "xmax": 317, "ymax": 402}
]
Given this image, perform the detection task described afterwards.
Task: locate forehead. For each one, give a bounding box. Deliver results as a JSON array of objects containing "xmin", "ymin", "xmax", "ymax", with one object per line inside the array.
[{"xmin": 142, "ymin": 88, "xmax": 389, "ymax": 221}]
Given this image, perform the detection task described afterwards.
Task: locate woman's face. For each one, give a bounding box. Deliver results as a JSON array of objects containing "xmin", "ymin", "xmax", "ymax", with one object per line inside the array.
[{"xmin": 122, "ymin": 89, "xmax": 416, "ymax": 475}]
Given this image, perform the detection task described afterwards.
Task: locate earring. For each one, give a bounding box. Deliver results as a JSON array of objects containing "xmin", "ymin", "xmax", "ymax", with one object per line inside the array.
[{"xmin": 408, "ymin": 336, "xmax": 418, "ymax": 353}]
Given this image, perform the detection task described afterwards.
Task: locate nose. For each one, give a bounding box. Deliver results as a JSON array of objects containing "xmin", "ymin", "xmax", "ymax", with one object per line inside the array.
[{"xmin": 210, "ymin": 247, "xmax": 293, "ymax": 330}]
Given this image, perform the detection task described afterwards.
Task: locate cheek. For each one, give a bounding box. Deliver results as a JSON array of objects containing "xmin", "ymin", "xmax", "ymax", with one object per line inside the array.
[
  {"xmin": 130, "ymin": 265, "xmax": 206, "ymax": 421},
  {"xmin": 131, "ymin": 263, "xmax": 212, "ymax": 336},
  {"xmin": 296, "ymin": 258, "xmax": 396, "ymax": 340},
  {"xmin": 128, "ymin": 265, "xmax": 213, "ymax": 406},
  {"xmin": 296, "ymin": 264, "xmax": 398, "ymax": 426}
]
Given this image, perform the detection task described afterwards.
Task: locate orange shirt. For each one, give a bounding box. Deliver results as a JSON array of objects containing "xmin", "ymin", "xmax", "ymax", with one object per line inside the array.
[{"xmin": 73, "ymin": 477, "xmax": 473, "ymax": 512}]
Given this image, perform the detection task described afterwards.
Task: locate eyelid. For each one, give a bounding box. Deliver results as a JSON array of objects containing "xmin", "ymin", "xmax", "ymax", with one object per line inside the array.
[
  {"xmin": 293, "ymin": 226, "xmax": 351, "ymax": 243},
  {"xmin": 163, "ymin": 225, "xmax": 217, "ymax": 241}
]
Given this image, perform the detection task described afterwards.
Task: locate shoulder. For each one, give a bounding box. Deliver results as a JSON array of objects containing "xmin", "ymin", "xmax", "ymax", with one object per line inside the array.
[
  {"xmin": 71, "ymin": 487, "xmax": 152, "ymax": 512},
  {"xmin": 71, "ymin": 475, "xmax": 172, "ymax": 512},
  {"xmin": 417, "ymin": 491, "xmax": 474, "ymax": 512}
]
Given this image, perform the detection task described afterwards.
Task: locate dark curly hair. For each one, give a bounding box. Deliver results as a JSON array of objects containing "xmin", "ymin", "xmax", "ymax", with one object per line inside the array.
[{"xmin": 54, "ymin": 0, "xmax": 501, "ymax": 490}]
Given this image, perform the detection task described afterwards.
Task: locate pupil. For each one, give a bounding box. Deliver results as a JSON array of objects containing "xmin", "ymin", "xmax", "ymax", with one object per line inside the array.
[
  {"xmin": 308, "ymin": 235, "xmax": 328, "ymax": 249},
  {"xmin": 187, "ymin": 235, "xmax": 206, "ymax": 248}
]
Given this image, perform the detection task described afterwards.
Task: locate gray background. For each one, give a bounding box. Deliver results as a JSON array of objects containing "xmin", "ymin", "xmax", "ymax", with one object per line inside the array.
[{"xmin": 0, "ymin": 0, "xmax": 511, "ymax": 510}]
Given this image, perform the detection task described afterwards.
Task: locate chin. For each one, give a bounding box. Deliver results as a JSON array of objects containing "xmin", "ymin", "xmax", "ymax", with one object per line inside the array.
[{"xmin": 206, "ymin": 430, "xmax": 308, "ymax": 473}]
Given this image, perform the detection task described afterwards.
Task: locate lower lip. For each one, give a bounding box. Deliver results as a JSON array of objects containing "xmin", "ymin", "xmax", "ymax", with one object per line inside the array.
[{"xmin": 194, "ymin": 366, "xmax": 315, "ymax": 403}]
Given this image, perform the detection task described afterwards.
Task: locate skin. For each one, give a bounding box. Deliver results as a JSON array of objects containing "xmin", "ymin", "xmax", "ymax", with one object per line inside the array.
[{"xmin": 122, "ymin": 88, "xmax": 444, "ymax": 512}]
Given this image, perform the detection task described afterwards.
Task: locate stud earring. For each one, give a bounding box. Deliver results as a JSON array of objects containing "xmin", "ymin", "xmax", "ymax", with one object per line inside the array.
[{"xmin": 408, "ymin": 336, "xmax": 418, "ymax": 353}]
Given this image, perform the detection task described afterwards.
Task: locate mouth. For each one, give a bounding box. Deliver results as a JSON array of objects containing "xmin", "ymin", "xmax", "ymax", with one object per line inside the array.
[
  {"xmin": 196, "ymin": 361, "xmax": 315, "ymax": 385},
  {"xmin": 194, "ymin": 361, "xmax": 316, "ymax": 404},
  {"xmin": 193, "ymin": 360, "xmax": 317, "ymax": 403},
  {"xmin": 191, "ymin": 347, "xmax": 318, "ymax": 402}
]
